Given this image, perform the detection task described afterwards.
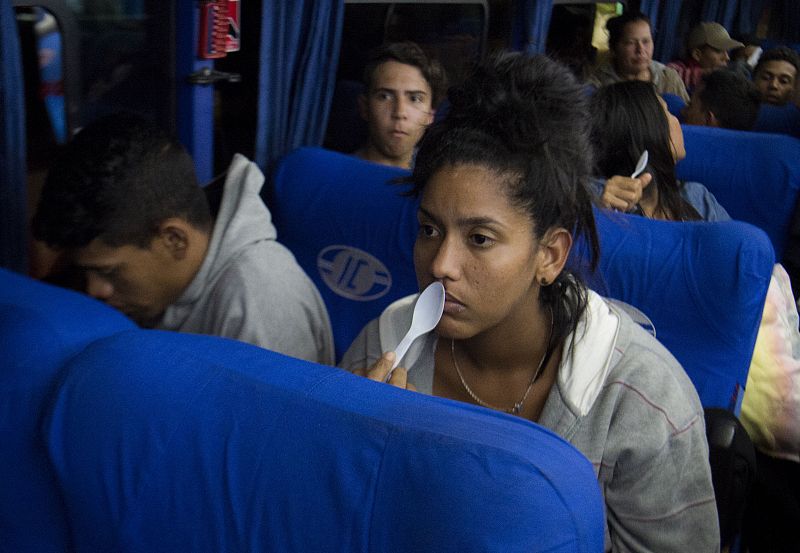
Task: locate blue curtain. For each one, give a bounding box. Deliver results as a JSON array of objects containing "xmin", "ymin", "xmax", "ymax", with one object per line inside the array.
[
  {"xmin": 255, "ymin": 1, "xmax": 344, "ymax": 172},
  {"xmin": 640, "ymin": 0, "xmax": 661, "ymax": 30},
  {"xmin": 653, "ymin": 1, "xmax": 684, "ymax": 62},
  {"xmin": 511, "ymin": 0, "xmax": 554, "ymax": 54},
  {"xmin": 734, "ymin": 0, "xmax": 767, "ymax": 38},
  {"xmin": 702, "ymin": 0, "xmax": 739, "ymax": 29},
  {"xmin": 1, "ymin": 1, "xmax": 27, "ymax": 273},
  {"xmin": 770, "ymin": 0, "xmax": 800, "ymax": 43},
  {"xmin": 700, "ymin": 0, "xmax": 769, "ymax": 46}
]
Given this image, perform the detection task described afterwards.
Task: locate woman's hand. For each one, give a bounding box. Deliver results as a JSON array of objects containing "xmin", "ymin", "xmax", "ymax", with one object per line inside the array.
[
  {"xmin": 355, "ymin": 351, "xmax": 417, "ymax": 391},
  {"xmin": 601, "ymin": 173, "xmax": 652, "ymax": 212}
]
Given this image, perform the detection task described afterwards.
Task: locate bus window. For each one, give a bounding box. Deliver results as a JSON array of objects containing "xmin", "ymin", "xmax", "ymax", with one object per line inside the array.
[
  {"xmin": 69, "ymin": 1, "xmax": 174, "ymax": 130},
  {"xmin": 545, "ymin": 2, "xmax": 622, "ymax": 80}
]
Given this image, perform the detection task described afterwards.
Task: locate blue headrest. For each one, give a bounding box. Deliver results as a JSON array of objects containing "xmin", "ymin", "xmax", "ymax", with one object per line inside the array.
[
  {"xmin": 676, "ymin": 124, "xmax": 800, "ymax": 257},
  {"xmin": 662, "ymin": 93, "xmax": 686, "ymax": 120},
  {"xmin": 753, "ymin": 103, "xmax": 800, "ymax": 139},
  {"xmin": 0, "ymin": 269, "xmax": 135, "ymax": 551},
  {"xmin": 269, "ymin": 147, "xmax": 419, "ymax": 361},
  {"xmin": 45, "ymin": 330, "xmax": 605, "ymax": 552},
  {"xmin": 576, "ymin": 209, "xmax": 774, "ymax": 411}
]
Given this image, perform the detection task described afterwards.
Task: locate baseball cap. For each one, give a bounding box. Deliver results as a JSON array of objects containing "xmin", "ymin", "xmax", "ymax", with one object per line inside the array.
[{"xmin": 688, "ymin": 22, "xmax": 744, "ymax": 51}]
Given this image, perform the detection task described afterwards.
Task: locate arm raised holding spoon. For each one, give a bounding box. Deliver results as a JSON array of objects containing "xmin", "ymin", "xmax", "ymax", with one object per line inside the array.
[{"xmin": 351, "ymin": 282, "xmax": 445, "ymax": 391}]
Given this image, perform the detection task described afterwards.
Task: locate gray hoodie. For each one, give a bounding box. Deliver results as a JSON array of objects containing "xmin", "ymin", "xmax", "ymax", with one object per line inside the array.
[
  {"xmin": 158, "ymin": 154, "xmax": 334, "ymax": 365},
  {"xmin": 340, "ymin": 290, "xmax": 719, "ymax": 552}
]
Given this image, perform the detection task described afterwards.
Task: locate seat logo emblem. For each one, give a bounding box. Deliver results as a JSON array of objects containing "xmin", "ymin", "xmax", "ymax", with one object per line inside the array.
[{"xmin": 317, "ymin": 245, "xmax": 392, "ymax": 301}]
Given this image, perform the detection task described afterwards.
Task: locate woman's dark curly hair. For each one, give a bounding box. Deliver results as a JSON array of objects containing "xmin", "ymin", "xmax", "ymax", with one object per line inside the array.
[{"xmin": 409, "ymin": 51, "xmax": 600, "ymax": 347}]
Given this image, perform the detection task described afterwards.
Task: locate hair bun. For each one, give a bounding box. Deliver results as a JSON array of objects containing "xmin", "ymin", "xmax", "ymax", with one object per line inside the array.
[{"xmin": 444, "ymin": 52, "xmax": 589, "ymax": 155}]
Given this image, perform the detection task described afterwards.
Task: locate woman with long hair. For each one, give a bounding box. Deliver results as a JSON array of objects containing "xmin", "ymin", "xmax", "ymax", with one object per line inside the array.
[
  {"xmin": 341, "ymin": 53, "xmax": 718, "ymax": 551},
  {"xmin": 590, "ymin": 79, "xmax": 728, "ymax": 221}
]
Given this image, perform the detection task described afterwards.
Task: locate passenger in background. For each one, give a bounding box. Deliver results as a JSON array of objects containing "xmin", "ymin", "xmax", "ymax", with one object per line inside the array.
[
  {"xmin": 590, "ymin": 80, "xmax": 800, "ymax": 553},
  {"xmin": 730, "ymin": 36, "xmax": 763, "ymax": 79},
  {"xmin": 682, "ymin": 69, "xmax": 761, "ymax": 131},
  {"xmin": 353, "ymin": 42, "xmax": 447, "ymax": 169},
  {"xmin": 667, "ymin": 22, "xmax": 744, "ymax": 94},
  {"xmin": 751, "ymin": 47, "xmax": 800, "ymax": 137},
  {"xmin": 753, "ymin": 46, "xmax": 799, "ymax": 107},
  {"xmin": 590, "ymin": 81, "xmax": 715, "ymax": 220},
  {"xmin": 343, "ymin": 52, "xmax": 718, "ymax": 551},
  {"xmin": 32, "ymin": 114, "xmax": 334, "ymax": 364},
  {"xmin": 588, "ymin": 11, "xmax": 689, "ymax": 102}
]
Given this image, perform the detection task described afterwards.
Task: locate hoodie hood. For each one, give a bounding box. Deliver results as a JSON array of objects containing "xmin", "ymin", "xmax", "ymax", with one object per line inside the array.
[
  {"xmin": 160, "ymin": 154, "xmax": 276, "ymax": 325},
  {"xmin": 376, "ymin": 288, "xmax": 620, "ymax": 416}
]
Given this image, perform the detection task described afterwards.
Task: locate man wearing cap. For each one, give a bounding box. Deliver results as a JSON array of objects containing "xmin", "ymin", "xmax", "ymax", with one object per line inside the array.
[{"xmin": 668, "ymin": 22, "xmax": 744, "ymax": 94}]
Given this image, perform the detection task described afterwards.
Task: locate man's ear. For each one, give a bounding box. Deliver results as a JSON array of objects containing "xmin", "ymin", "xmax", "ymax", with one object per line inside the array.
[
  {"xmin": 357, "ymin": 93, "xmax": 369, "ymax": 121},
  {"xmin": 535, "ymin": 227, "xmax": 572, "ymax": 287},
  {"xmin": 156, "ymin": 218, "xmax": 191, "ymax": 261},
  {"xmin": 690, "ymin": 47, "xmax": 703, "ymax": 63},
  {"xmin": 706, "ymin": 110, "xmax": 721, "ymax": 127},
  {"xmin": 425, "ymin": 107, "xmax": 436, "ymax": 126}
]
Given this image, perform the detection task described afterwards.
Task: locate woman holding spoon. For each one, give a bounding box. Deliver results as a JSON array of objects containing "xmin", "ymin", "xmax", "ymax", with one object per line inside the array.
[
  {"xmin": 341, "ymin": 52, "xmax": 717, "ymax": 551},
  {"xmin": 590, "ymin": 80, "xmax": 729, "ymax": 221}
]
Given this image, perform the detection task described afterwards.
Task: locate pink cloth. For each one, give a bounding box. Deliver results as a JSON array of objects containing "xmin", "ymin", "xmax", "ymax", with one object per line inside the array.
[{"xmin": 667, "ymin": 58, "xmax": 706, "ymax": 93}]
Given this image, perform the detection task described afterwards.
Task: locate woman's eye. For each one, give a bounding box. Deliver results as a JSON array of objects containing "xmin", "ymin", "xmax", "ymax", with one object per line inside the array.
[
  {"xmin": 470, "ymin": 234, "xmax": 494, "ymax": 247},
  {"xmin": 420, "ymin": 224, "xmax": 438, "ymax": 238}
]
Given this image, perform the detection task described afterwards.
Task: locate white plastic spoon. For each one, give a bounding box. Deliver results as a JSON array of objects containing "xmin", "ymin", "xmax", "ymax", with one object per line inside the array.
[
  {"xmin": 631, "ymin": 150, "xmax": 649, "ymax": 179},
  {"xmin": 387, "ymin": 281, "xmax": 445, "ymax": 378},
  {"xmin": 626, "ymin": 150, "xmax": 649, "ymax": 215}
]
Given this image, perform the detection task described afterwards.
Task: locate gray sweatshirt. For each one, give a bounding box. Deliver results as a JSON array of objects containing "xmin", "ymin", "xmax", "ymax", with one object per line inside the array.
[
  {"xmin": 588, "ymin": 59, "xmax": 690, "ymax": 102},
  {"xmin": 340, "ymin": 290, "xmax": 719, "ymax": 552},
  {"xmin": 158, "ymin": 154, "xmax": 334, "ymax": 365}
]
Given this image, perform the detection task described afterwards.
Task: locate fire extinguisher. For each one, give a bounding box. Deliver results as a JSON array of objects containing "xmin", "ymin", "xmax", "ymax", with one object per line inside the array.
[{"xmin": 197, "ymin": 0, "xmax": 240, "ymax": 59}]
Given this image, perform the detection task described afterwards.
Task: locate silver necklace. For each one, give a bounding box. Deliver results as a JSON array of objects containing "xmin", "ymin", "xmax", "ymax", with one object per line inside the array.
[{"xmin": 450, "ymin": 307, "xmax": 554, "ymax": 415}]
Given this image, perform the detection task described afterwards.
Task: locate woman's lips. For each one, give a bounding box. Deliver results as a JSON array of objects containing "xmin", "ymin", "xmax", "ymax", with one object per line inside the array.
[{"xmin": 443, "ymin": 294, "xmax": 465, "ymax": 314}]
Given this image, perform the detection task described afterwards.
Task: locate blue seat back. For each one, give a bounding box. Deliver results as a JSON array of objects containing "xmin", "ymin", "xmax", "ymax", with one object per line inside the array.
[
  {"xmin": 0, "ymin": 269, "xmax": 135, "ymax": 551},
  {"xmin": 753, "ymin": 103, "xmax": 800, "ymax": 138},
  {"xmin": 676, "ymin": 124, "xmax": 800, "ymax": 258},
  {"xmin": 269, "ymin": 147, "xmax": 419, "ymax": 361},
  {"xmin": 45, "ymin": 330, "xmax": 605, "ymax": 552},
  {"xmin": 662, "ymin": 92, "xmax": 686, "ymax": 120},
  {"xmin": 574, "ymin": 209, "xmax": 774, "ymax": 412}
]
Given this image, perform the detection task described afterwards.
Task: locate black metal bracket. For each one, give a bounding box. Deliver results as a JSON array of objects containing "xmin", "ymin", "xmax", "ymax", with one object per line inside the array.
[{"xmin": 186, "ymin": 67, "xmax": 241, "ymax": 85}]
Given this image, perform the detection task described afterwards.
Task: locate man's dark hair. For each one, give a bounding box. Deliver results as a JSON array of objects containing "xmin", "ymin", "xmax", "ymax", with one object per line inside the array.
[
  {"xmin": 411, "ymin": 52, "xmax": 599, "ymax": 348},
  {"xmin": 362, "ymin": 41, "xmax": 448, "ymax": 108},
  {"xmin": 32, "ymin": 113, "xmax": 211, "ymax": 249},
  {"xmin": 754, "ymin": 46, "xmax": 800, "ymax": 77},
  {"xmin": 699, "ymin": 69, "xmax": 761, "ymax": 130},
  {"xmin": 606, "ymin": 11, "xmax": 652, "ymax": 51}
]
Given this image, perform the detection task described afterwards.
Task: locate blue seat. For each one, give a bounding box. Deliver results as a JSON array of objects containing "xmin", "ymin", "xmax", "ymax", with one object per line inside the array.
[
  {"xmin": 45, "ymin": 329, "xmax": 605, "ymax": 552},
  {"xmin": 575, "ymin": 209, "xmax": 774, "ymax": 412},
  {"xmin": 662, "ymin": 92, "xmax": 687, "ymax": 120},
  {"xmin": 0, "ymin": 268, "xmax": 135, "ymax": 552},
  {"xmin": 676, "ymin": 124, "xmax": 800, "ymax": 259},
  {"xmin": 753, "ymin": 103, "xmax": 800, "ymax": 139},
  {"xmin": 268, "ymin": 146, "xmax": 418, "ymax": 361}
]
